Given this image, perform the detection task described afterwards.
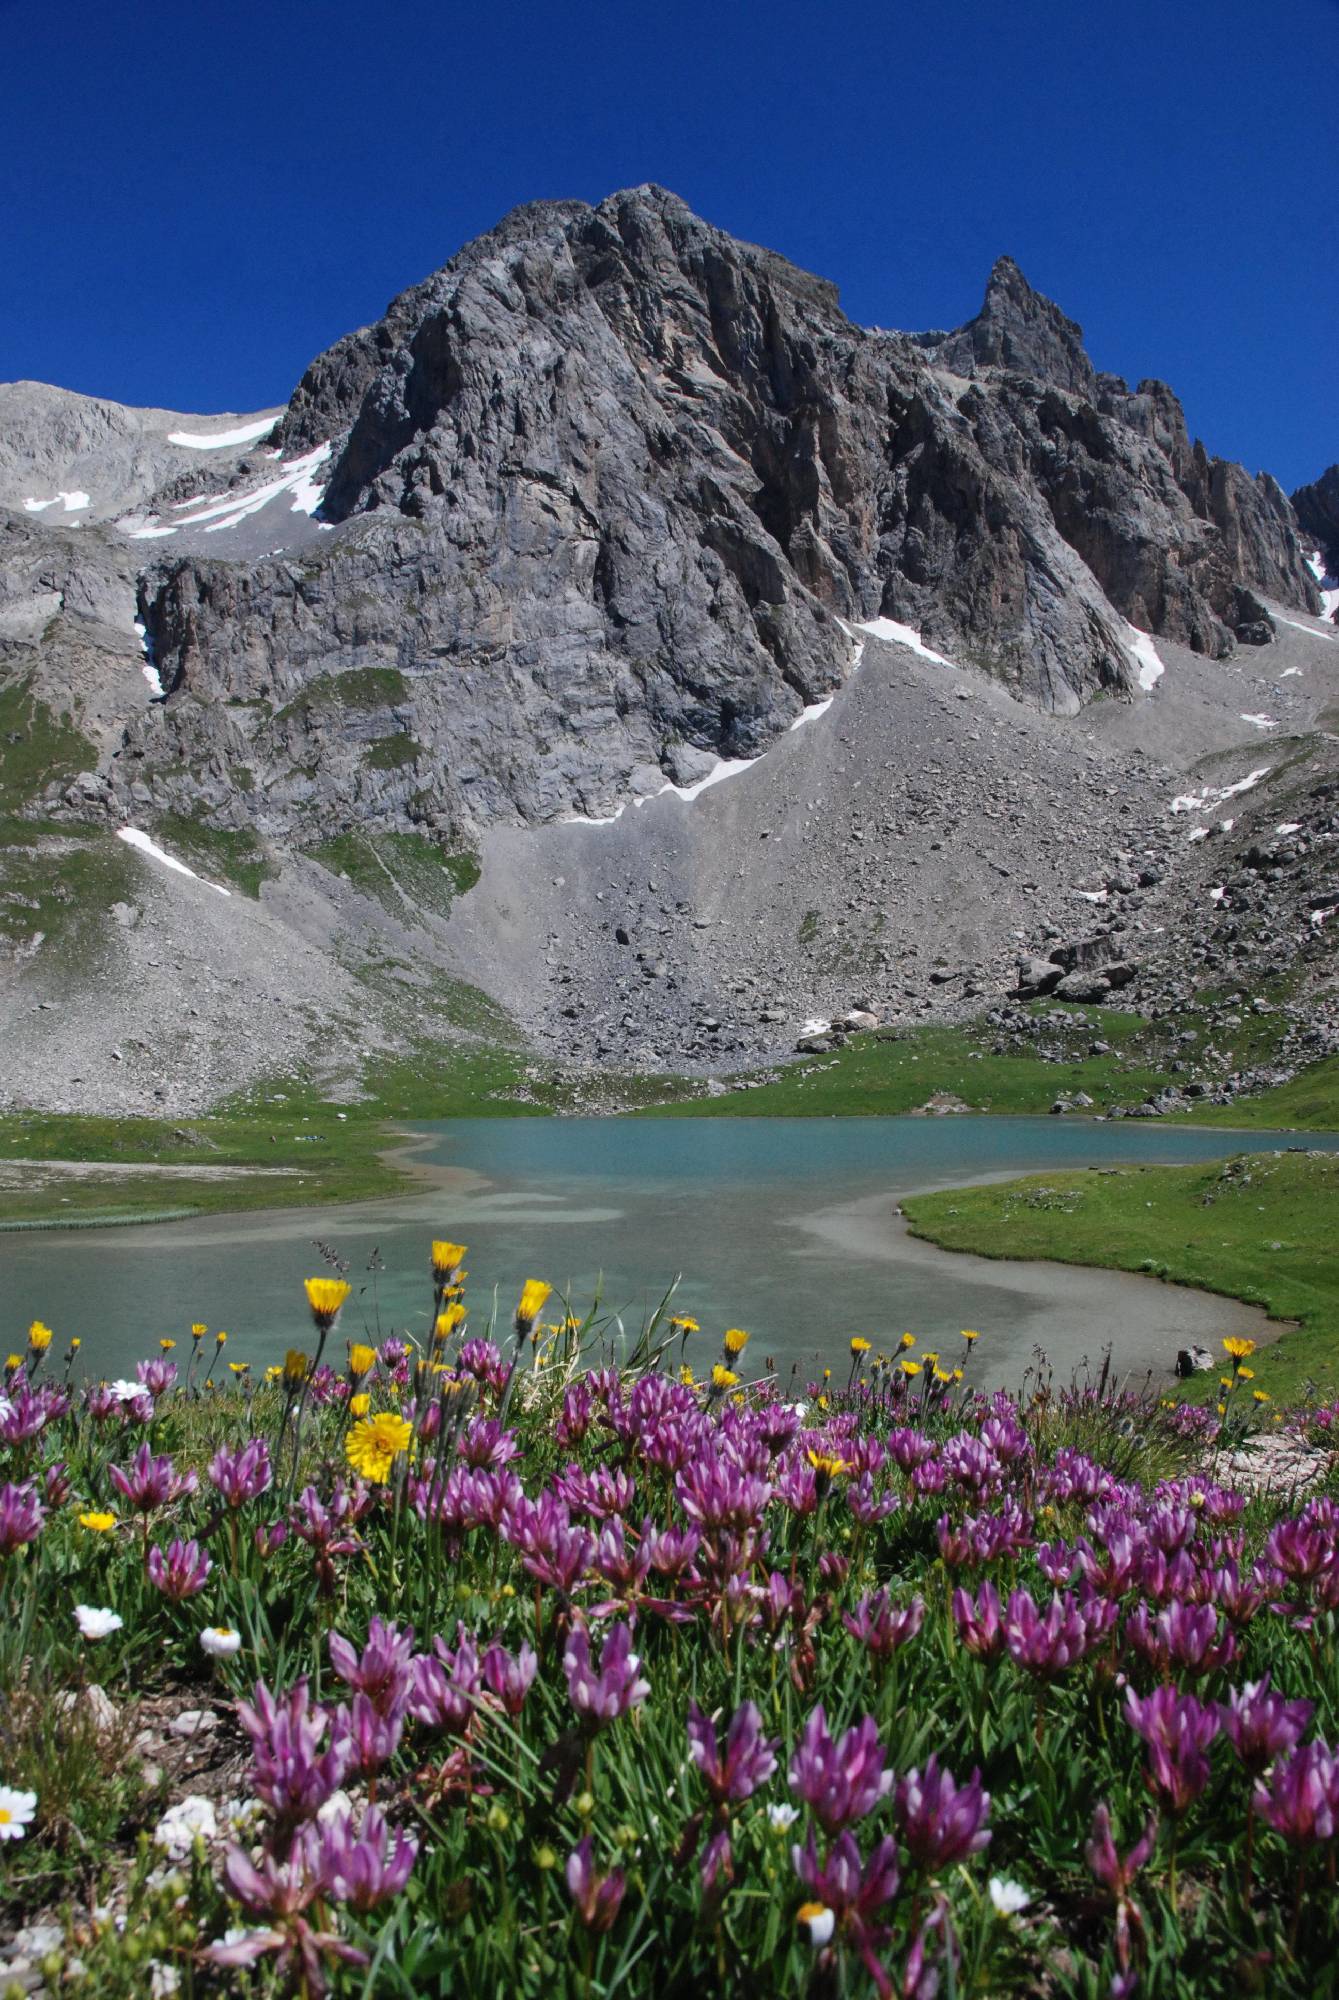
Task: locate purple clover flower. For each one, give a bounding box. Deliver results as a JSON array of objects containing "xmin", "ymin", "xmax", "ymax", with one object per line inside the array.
[
  {"xmin": 1252, "ymin": 1738, "xmax": 1339, "ymax": 1846},
  {"xmin": 789, "ymin": 1706, "xmax": 892, "ymax": 1835},
  {"xmin": 481, "ymin": 1639, "xmax": 538, "ymax": 1715},
  {"xmin": 0, "ymin": 1481, "xmax": 45, "ymax": 1556},
  {"xmin": 328, "ymin": 1615, "xmax": 416, "ymax": 1718},
  {"xmin": 895, "ymin": 1755, "xmax": 992, "ymax": 1872},
  {"xmin": 209, "ymin": 1437, "xmax": 273, "ymax": 1509},
  {"xmin": 843, "ymin": 1589, "xmax": 925, "ymax": 1664},
  {"xmin": 1003, "ymin": 1587, "xmax": 1116, "ymax": 1679},
  {"xmin": 565, "ymin": 1835, "xmax": 625, "ymax": 1931},
  {"xmin": 310, "ymin": 1803, "xmax": 418, "ymax": 1911},
  {"xmin": 146, "ymin": 1536, "xmax": 212, "ymax": 1600},
  {"xmin": 952, "ymin": 1579, "xmax": 1005, "ymax": 1661},
  {"xmin": 109, "ymin": 1442, "xmax": 197, "ymax": 1513},
  {"xmin": 1123, "ymin": 1685, "xmax": 1219, "ymax": 1814},
  {"xmin": 1220, "ymin": 1676, "xmax": 1314, "ymax": 1774},
  {"xmin": 687, "ymin": 1699, "xmax": 778, "ymax": 1803},
  {"xmin": 236, "ymin": 1677, "xmax": 349, "ymax": 1844},
  {"xmin": 562, "ymin": 1620, "xmax": 649, "ymax": 1726},
  {"xmin": 791, "ymin": 1830, "xmax": 901, "ymax": 1986}
]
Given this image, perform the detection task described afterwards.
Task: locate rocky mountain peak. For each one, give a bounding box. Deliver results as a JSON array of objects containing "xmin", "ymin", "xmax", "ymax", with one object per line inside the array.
[{"xmin": 925, "ymin": 253, "xmax": 1096, "ymax": 399}]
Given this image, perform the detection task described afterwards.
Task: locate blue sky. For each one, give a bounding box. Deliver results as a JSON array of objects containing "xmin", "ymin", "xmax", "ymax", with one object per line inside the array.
[{"xmin": 6, "ymin": 0, "xmax": 1336, "ymax": 489}]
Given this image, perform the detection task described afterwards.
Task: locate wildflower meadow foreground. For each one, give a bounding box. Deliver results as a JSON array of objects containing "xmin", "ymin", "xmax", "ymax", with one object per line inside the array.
[{"xmin": 4, "ymin": 1250, "xmax": 1339, "ymax": 1997}]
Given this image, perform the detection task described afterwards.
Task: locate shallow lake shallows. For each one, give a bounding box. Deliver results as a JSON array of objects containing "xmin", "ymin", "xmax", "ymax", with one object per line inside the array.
[{"xmin": 5, "ymin": 1117, "xmax": 1333, "ymax": 1386}]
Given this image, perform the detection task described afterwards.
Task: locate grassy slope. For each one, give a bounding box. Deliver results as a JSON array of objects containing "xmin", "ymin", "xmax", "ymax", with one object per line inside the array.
[
  {"xmin": 649, "ymin": 1004, "xmax": 1339, "ymax": 1128},
  {"xmin": 902, "ymin": 1151, "xmax": 1339, "ymax": 1402}
]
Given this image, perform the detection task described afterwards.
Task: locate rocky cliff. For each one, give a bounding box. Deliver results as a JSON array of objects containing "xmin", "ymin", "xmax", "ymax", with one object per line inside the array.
[{"xmin": 72, "ymin": 186, "xmax": 1321, "ymax": 843}]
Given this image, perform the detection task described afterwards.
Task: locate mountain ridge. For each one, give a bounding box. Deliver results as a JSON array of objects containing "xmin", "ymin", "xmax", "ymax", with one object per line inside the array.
[{"xmin": 0, "ymin": 185, "xmax": 1335, "ymax": 1115}]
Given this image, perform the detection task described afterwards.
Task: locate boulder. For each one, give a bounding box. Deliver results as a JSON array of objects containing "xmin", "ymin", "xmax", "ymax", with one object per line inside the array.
[
  {"xmin": 1015, "ymin": 956, "xmax": 1064, "ymax": 997},
  {"xmin": 1175, "ymin": 1345, "xmax": 1215, "ymax": 1378},
  {"xmin": 1055, "ymin": 969, "xmax": 1112, "ymax": 1002}
]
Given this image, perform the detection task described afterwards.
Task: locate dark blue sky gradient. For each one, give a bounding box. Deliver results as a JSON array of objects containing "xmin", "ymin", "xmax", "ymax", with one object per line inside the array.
[{"xmin": 7, "ymin": 0, "xmax": 1336, "ymax": 489}]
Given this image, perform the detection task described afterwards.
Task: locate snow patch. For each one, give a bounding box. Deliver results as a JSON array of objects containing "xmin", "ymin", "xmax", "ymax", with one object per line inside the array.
[
  {"xmin": 1171, "ymin": 768, "xmax": 1270, "ymax": 816},
  {"xmin": 24, "ymin": 490, "xmax": 90, "ymax": 514},
  {"xmin": 1210, "ymin": 886, "xmax": 1227, "ymax": 903},
  {"xmin": 117, "ymin": 828, "xmax": 230, "ymax": 896},
  {"xmin": 121, "ymin": 443, "xmax": 331, "ymax": 539},
  {"xmin": 1305, "ymin": 549, "xmax": 1339, "ymax": 623},
  {"xmin": 801, "ymin": 1017, "xmax": 831, "ymax": 1037},
  {"xmin": 789, "ymin": 695, "xmax": 835, "ymax": 732},
  {"xmin": 1312, "ymin": 905, "xmax": 1337, "ymax": 930},
  {"xmin": 1187, "ymin": 827, "xmax": 1209, "ymax": 843},
  {"xmin": 1240, "ymin": 714, "xmax": 1278, "ymax": 730},
  {"xmin": 1273, "ymin": 608, "xmax": 1338, "ymax": 644},
  {"xmin": 132, "ymin": 620, "xmax": 163, "ymax": 697},
  {"xmin": 1279, "ymin": 666, "xmax": 1303, "ymax": 677},
  {"xmin": 1275, "ymin": 822, "xmax": 1302, "ymax": 836},
  {"xmin": 1123, "ymin": 622, "xmax": 1164, "ymax": 691},
  {"xmin": 167, "ymin": 416, "xmax": 279, "ymax": 450},
  {"xmin": 1077, "ymin": 888, "xmax": 1109, "ymax": 904},
  {"xmin": 850, "ymin": 615, "xmax": 958, "ymax": 670}
]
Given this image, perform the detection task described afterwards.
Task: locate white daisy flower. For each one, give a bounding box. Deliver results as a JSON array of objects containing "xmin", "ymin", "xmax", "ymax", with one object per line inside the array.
[
  {"xmin": 0, "ymin": 1786, "xmax": 37, "ymax": 1841},
  {"xmin": 767, "ymin": 1803, "xmax": 800, "ymax": 1831},
  {"xmin": 153, "ymin": 1795, "xmax": 217, "ymax": 1859},
  {"xmin": 797, "ymin": 1902, "xmax": 835, "ymax": 1946},
  {"xmin": 73, "ymin": 1605, "xmax": 123, "ymax": 1641},
  {"xmin": 989, "ymin": 1876, "xmax": 1031, "ymax": 1917},
  {"xmin": 200, "ymin": 1626, "xmax": 242, "ymax": 1659}
]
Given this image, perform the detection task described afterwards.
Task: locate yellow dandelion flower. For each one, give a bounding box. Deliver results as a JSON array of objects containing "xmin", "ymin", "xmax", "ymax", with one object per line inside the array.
[
  {"xmin": 346, "ymin": 1412, "xmax": 413, "ymax": 1483},
  {"xmin": 679, "ymin": 1364, "xmax": 696, "ymax": 1387},
  {"xmin": 953, "ymin": 1368, "xmax": 964, "ymax": 1382},
  {"xmin": 5, "ymin": 1355, "xmax": 22, "ymax": 1372},
  {"xmin": 431, "ymin": 1241, "xmax": 467, "ymax": 1283},
  {"xmin": 933, "ymin": 1367, "xmax": 953, "ymax": 1384},
  {"xmin": 1216, "ymin": 1403, "xmax": 1227, "ymax": 1417},
  {"xmin": 899, "ymin": 1333, "xmax": 916, "ymax": 1350},
  {"xmin": 1237, "ymin": 1366, "xmax": 1254, "ymax": 1381},
  {"xmin": 190, "ymin": 1323, "xmax": 208, "ymax": 1341},
  {"xmin": 78, "ymin": 1511, "xmax": 117, "ymax": 1533},
  {"xmin": 348, "ymin": 1343, "xmax": 377, "ymax": 1378},
  {"xmin": 711, "ymin": 1365, "xmax": 740, "ymax": 1390},
  {"xmin": 228, "ymin": 1361, "xmax": 249, "ymax": 1376},
  {"xmin": 815, "ymin": 1393, "xmax": 829, "ymax": 1410},
  {"xmin": 349, "ymin": 1391, "xmax": 371, "ymax": 1418},
  {"xmin": 159, "ymin": 1338, "xmax": 176, "ymax": 1352},
  {"xmin": 806, "ymin": 1449, "xmax": 852, "ymax": 1480},
  {"xmin": 922, "ymin": 1352, "xmax": 939, "ymax": 1368},
  {"xmin": 850, "ymin": 1337, "xmax": 872, "ymax": 1356},
  {"xmin": 1223, "ymin": 1337, "xmax": 1256, "ymax": 1363},
  {"xmin": 515, "ymin": 1279, "xmax": 553, "ymax": 1331},
  {"xmin": 670, "ymin": 1316, "xmax": 699, "ymax": 1335},
  {"xmin": 303, "ymin": 1278, "xmax": 350, "ymax": 1333},
  {"xmin": 27, "ymin": 1321, "xmax": 53, "ymax": 1352},
  {"xmin": 900, "ymin": 1359, "xmax": 922, "ymax": 1377},
  {"xmin": 1253, "ymin": 1389, "xmax": 1271, "ymax": 1403},
  {"xmin": 284, "ymin": 1349, "xmax": 309, "ymax": 1384},
  {"xmin": 69, "ymin": 1338, "xmax": 81, "ymax": 1351},
  {"xmin": 723, "ymin": 1328, "xmax": 750, "ymax": 1357},
  {"xmin": 264, "ymin": 1364, "xmax": 282, "ymax": 1382},
  {"xmin": 433, "ymin": 1305, "xmax": 466, "ymax": 1344},
  {"xmin": 961, "ymin": 1329, "xmax": 981, "ymax": 1343},
  {"xmin": 215, "ymin": 1330, "xmax": 228, "ymax": 1347}
]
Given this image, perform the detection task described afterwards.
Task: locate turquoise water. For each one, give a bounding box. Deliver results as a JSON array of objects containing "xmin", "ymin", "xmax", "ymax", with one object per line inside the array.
[{"xmin": 3, "ymin": 1117, "xmax": 1330, "ymax": 1387}]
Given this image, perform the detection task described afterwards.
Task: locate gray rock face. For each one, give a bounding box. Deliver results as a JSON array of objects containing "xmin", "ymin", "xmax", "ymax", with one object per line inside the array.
[
  {"xmin": 1293, "ymin": 464, "xmax": 1339, "ymax": 593},
  {"xmin": 73, "ymin": 184, "xmax": 1319, "ymax": 842},
  {"xmin": 0, "ymin": 381, "xmax": 282, "ymax": 523}
]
